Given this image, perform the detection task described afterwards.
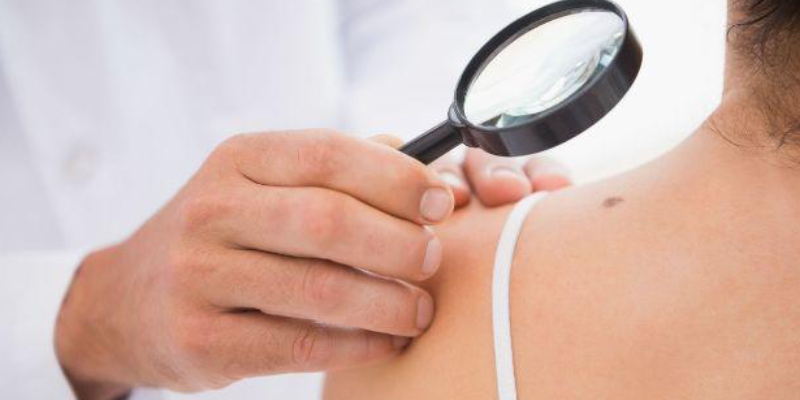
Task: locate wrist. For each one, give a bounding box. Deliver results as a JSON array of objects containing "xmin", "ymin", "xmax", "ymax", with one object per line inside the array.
[{"xmin": 55, "ymin": 246, "xmax": 134, "ymax": 400}]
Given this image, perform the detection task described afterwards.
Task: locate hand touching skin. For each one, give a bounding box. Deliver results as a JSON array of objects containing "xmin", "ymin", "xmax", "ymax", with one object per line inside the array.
[{"xmin": 55, "ymin": 131, "xmax": 571, "ymax": 400}]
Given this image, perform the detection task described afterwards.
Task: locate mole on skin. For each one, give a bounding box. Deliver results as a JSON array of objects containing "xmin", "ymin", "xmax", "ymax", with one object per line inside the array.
[{"xmin": 602, "ymin": 196, "xmax": 625, "ymax": 208}]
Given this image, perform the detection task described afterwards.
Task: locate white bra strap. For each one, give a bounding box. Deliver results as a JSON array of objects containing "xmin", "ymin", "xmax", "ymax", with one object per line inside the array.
[{"xmin": 492, "ymin": 193, "xmax": 548, "ymax": 400}]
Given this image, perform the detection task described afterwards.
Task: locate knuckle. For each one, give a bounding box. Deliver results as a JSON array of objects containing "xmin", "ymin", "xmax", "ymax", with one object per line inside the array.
[
  {"xmin": 301, "ymin": 262, "xmax": 347, "ymax": 310},
  {"xmin": 164, "ymin": 245, "xmax": 217, "ymax": 295},
  {"xmin": 212, "ymin": 133, "xmax": 248, "ymax": 161},
  {"xmin": 292, "ymin": 325, "xmax": 333, "ymax": 369},
  {"xmin": 390, "ymin": 161, "xmax": 432, "ymax": 191},
  {"xmin": 176, "ymin": 196, "xmax": 232, "ymax": 233},
  {"xmin": 297, "ymin": 132, "xmax": 344, "ymax": 181},
  {"xmin": 223, "ymin": 133, "xmax": 250, "ymax": 150},
  {"xmin": 164, "ymin": 248, "xmax": 195, "ymax": 287},
  {"xmin": 302, "ymin": 195, "xmax": 346, "ymax": 246},
  {"xmin": 171, "ymin": 315, "xmax": 216, "ymax": 367},
  {"xmin": 160, "ymin": 236, "xmax": 208, "ymax": 290}
]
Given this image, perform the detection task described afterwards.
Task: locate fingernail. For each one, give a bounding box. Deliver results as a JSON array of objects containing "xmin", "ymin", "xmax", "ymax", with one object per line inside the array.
[
  {"xmin": 422, "ymin": 235, "xmax": 442, "ymax": 277},
  {"xmin": 491, "ymin": 167, "xmax": 526, "ymax": 182},
  {"xmin": 416, "ymin": 296, "xmax": 435, "ymax": 331},
  {"xmin": 439, "ymin": 171, "xmax": 465, "ymax": 189},
  {"xmin": 393, "ymin": 336, "xmax": 411, "ymax": 350},
  {"xmin": 420, "ymin": 188, "xmax": 453, "ymax": 223}
]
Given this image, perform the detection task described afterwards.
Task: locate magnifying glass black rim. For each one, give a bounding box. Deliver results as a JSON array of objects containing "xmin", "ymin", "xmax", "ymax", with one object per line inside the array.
[
  {"xmin": 398, "ymin": 0, "xmax": 642, "ymax": 164},
  {"xmin": 454, "ymin": 0, "xmax": 634, "ymax": 132},
  {"xmin": 451, "ymin": 0, "xmax": 642, "ymax": 156}
]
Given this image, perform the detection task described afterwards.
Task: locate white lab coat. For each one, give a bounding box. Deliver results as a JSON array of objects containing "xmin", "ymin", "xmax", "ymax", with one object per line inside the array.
[{"xmin": 0, "ymin": 0, "xmax": 526, "ymax": 398}]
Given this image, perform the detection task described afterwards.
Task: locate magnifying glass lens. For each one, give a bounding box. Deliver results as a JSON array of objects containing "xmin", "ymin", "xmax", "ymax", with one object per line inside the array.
[
  {"xmin": 399, "ymin": 0, "xmax": 641, "ymax": 165},
  {"xmin": 464, "ymin": 10, "xmax": 626, "ymax": 128}
]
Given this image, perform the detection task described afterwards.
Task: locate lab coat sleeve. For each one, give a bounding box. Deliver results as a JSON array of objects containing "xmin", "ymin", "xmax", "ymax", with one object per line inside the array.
[
  {"xmin": 0, "ymin": 252, "xmax": 162, "ymax": 400},
  {"xmin": 0, "ymin": 252, "xmax": 81, "ymax": 399}
]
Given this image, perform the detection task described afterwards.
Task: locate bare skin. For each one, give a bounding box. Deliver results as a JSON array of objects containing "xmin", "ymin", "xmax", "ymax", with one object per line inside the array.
[
  {"xmin": 324, "ymin": 111, "xmax": 800, "ymax": 400},
  {"xmin": 324, "ymin": 5, "xmax": 800, "ymax": 398}
]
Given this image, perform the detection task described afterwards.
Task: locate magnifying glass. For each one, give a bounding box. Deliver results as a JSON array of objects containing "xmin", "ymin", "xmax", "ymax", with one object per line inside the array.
[{"xmin": 400, "ymin": 0, "xmax": 642, "ymax": 165}]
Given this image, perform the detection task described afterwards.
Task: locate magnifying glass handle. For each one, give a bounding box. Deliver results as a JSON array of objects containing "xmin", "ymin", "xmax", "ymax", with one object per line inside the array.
[{"xmin": 400, "ymin": 121, "xmax": 463, "ymax": 165}]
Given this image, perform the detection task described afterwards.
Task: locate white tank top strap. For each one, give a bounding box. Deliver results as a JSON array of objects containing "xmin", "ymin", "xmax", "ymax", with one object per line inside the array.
[{"xmin": 492, "ymin": 193, "xmax": 549, "ymax": 400}]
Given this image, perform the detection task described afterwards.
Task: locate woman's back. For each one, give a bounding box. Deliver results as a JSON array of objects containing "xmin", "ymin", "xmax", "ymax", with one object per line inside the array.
[{"xmin": 324, "ymin": 132, "xmax": 800, "ymax": 399}]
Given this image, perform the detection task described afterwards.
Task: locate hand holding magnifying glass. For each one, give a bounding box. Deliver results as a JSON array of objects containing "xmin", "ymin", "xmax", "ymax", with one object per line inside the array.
[
  {"xmin": 401, "ymin": 0, "xmax": 642, "ymax": 165},
  {"xmin": 53, "ymin": 3, "xmax": 641, "ymax": 398}
]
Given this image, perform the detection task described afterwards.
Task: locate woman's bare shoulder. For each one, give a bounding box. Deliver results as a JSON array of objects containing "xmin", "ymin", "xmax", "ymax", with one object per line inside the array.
[
  {"xmin": 508, "ymin": 179, "xmax": 695, "ymax": 398},
  {"xmin": 324, "ymin": 172, "xmax": 800, "ymax": 399},
  {"xmin": 512, "ymin": 177, "xmax": 800, "ymax": 398}
]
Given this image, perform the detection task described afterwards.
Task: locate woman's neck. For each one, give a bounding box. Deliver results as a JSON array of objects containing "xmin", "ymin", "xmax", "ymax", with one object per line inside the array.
[
  {"xmin": 659, "ymin": 95, "xmax": 800, "ymax": 217},
  {"xmin": 672, "ymin": 30, "xmax": 800, "ymax": 189}
]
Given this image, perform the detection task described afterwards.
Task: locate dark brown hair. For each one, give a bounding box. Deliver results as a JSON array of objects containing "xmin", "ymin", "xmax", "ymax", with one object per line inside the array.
[
  {"xmin": 733, "ymin": 0, "xmax": 800, "ymax": 64},
  {"xmin": 730, "ymin": 0, "xmax": 800, "ymax": 149}
]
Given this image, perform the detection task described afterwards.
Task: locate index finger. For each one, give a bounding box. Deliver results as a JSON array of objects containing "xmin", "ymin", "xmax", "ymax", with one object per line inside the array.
[{"xmin": 223, "ymin": 130, "xmax": 454, "ymax": 225}]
